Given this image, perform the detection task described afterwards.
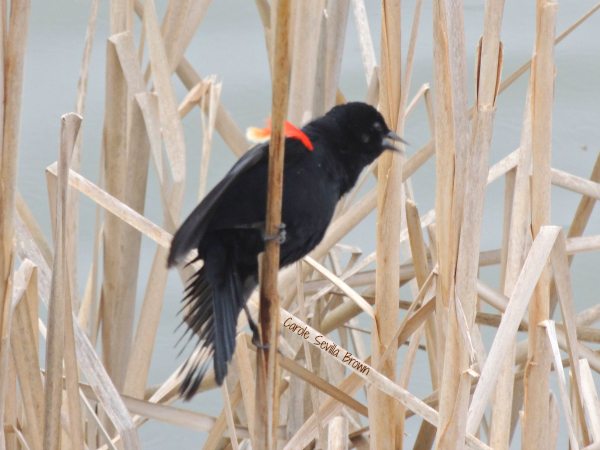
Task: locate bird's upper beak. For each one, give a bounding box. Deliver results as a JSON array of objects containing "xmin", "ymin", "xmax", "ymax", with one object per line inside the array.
[{"xmin": 382, "ymin": 131, "xmax": 407, "ymax": 152}]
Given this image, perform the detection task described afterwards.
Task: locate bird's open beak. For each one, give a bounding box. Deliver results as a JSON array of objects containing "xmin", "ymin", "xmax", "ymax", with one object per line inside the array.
[{"xmin": 382, "ymin": 131, "xmax": 407, "ymax": 152}]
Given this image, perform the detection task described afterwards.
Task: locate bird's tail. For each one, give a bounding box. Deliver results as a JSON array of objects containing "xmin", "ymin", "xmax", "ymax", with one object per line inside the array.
[
  {"xmin": 212, "ymin": 266, "xmax": 244, "ymax": 384},
  {"xmin": 178, "ymin": 267, "xmax": 214, "ymax": 399},
  {"xmin": 178, "ymin": 264, "xmax": 244, "ymax": 399}
]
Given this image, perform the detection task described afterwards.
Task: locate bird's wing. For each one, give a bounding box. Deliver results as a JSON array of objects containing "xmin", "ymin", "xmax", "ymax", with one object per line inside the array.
[
  {"xmin": 177, "ymin": 267, "xmax": 214, "ymax": 398},
  {"xmin": 167, "ymin": 144, "xmax": 267, "ymax": 266},
  {"xmin": 177, "ymin": 250, "xmax": 247, "ymax": 398}
]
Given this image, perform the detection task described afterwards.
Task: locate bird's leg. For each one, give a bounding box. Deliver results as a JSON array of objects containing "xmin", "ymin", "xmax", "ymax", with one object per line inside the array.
[
  {"xmin": 243, "ymin": 303, "xmax": 269, "ymax": 350},
  {"xmin": 262, "ymin": 222, "xmax": 286, "ymax": 244},
  {"xmin": 227, "ymin": 221, "xmax": 287, "ymax": 244}
]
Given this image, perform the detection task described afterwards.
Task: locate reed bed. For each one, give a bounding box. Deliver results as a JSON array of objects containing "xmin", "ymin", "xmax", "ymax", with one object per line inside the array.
[{"xmin": 2, "ymin": 0, "xmax": 600, "ymax": 449}]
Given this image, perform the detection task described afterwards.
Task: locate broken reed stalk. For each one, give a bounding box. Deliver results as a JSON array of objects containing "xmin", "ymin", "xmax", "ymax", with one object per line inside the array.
[
  {"xmin": 452, "ymin": 0, "xmax": 504, "ymax": 445},
  {"xmin": 101, "ymin": 0, "xmax": 134, "ymax": 389},
  {"xmin": 431, "ymin": 0, "xmax": 472, "ymax": 447},
  {"xmin": 256, "ymin": 0, "xmax": 291, "ymax": 448},
  {"xmin": 44, "ymin": 113, "xmax": 84, "ymax": 450},
  {"xmin": 491, "ymin": 71, "xmax": 532, "ymax": 450},
  {"xmin": 370, "ymin": 1, "xmax": 402, "ymax": 448},
  {"xmin": 523, "ymin": 1, "xmax": 557, "ymax": 447}
]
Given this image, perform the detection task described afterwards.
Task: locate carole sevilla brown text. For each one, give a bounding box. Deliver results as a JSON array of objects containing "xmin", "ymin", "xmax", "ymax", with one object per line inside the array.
[{"xmin": 282, "ymin": 317, "xmax": 370, "ymax": 375}]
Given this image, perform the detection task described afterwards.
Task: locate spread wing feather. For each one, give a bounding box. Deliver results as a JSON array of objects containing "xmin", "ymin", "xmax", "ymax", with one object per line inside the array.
[
  {"xmin": 178, "ymin": 261, "xmax": 245, "ymax": 398},
  {"xmin": 167, "ymin": 144, "xmax": 267, "ymax": 267}
]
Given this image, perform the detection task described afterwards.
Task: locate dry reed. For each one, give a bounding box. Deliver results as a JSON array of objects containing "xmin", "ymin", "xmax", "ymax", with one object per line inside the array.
[{"xmin": 1, "ymin": 1, "xmax": 600, "ymax": 449}]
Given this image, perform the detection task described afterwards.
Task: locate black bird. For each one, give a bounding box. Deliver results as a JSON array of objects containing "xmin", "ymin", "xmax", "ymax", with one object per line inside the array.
[{"xmin": 168, "ymin": 102, "xmax": 404, "ymax": 399}]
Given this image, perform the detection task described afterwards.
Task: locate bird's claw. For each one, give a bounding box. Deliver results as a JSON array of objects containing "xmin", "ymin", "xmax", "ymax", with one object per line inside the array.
[
  {"xmin": 263, "ymin": 223, "xmax": 287, "ymax": 244},
  {"xmin": 244, "ymin": 305, "xmax": 270, "ymax": 350},
  {"xmin": 249, "ymin": 322, "xmax": 270, "ymax": 350},
  {"xmin": 251, "ymin": 332, "xmax": 270, "ymax": 351}
]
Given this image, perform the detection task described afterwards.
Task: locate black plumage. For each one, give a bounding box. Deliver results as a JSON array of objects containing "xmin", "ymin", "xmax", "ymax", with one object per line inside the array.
[{"xmin": 168, "ymin": 102, "xmax": 403, "ymax": 399}]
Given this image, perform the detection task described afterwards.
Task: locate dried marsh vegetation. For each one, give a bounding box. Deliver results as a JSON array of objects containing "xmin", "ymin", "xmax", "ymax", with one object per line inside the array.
[{"xmin": 2, "ymin": 0, "xmax": 600, "ymax": 449}]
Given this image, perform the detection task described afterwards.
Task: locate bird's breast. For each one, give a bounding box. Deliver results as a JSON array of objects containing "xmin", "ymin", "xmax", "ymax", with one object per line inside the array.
[{"xmin": 278, "ymin": 166, "xmax": 339, "ymax": 266}]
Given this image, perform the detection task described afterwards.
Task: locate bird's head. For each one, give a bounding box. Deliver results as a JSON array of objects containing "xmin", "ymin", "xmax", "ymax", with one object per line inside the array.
[{"xmin": 326, "ymin": 102, "xmax": 406, "ymax": 166}]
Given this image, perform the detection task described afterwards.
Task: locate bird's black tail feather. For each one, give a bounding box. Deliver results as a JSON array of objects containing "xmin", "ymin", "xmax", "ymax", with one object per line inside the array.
[
  {"xmin": 178, "ymin": 267, "xmax": 214, "ymax": 399},
  {"xmin": 178, "ymin": 264, "xmax": 244, "ymax": 399},
  {"xmin": 212, "ymin": 267, "xmax": 244, "ymax": 384}
]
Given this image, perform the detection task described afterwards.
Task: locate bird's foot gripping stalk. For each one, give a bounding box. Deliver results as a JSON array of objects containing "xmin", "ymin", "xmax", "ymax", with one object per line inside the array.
[
  {"xmin": 263, "ymin": 222, "xmax": 286, "ymax": 245},
  {"xmin": 230, "ymin": 221, "xmax": 286, "ymax": 245},
  {"xmin": 243, "ymin": 304, "xmax": 270, "ymax": 350}
]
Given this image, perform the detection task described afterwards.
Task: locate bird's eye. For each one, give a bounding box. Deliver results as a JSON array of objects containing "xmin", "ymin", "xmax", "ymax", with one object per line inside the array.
[
  {"xmin": 361, "ymin": 133, "xmax": 370, "ymax": 143},
  {"xmin": 373, "ymin": 122, "xmax": 383, "ymax": 132}
]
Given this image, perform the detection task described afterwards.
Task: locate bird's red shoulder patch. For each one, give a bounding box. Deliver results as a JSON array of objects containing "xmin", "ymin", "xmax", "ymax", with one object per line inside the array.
[
  {"xmin": 246, "ymin": 118, "xmax": 314, "ymax": 151},
  {"xmin": 283, "ymin": 121, "xmax": 314, "ymax": 151}
]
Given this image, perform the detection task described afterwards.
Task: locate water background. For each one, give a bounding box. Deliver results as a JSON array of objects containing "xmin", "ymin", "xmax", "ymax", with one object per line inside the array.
[{"xmin": 20, "ymin": 1, "xmax": 600, "ymax": 448}]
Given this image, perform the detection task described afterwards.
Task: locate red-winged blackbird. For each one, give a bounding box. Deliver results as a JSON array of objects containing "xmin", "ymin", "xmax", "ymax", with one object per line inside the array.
[{"xmin": 168, "ymin": 102, "xmax": 403, "ymax": 399}]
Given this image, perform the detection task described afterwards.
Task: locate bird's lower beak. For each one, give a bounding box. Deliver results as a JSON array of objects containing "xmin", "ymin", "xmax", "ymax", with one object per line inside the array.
[{"xmin": 382, "ymin": 131, "xmax": 407, "ymax": 152}]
